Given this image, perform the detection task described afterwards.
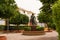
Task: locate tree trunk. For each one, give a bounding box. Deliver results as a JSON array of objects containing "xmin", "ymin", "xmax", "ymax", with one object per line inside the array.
[
  {"xmin": 45, "ymin": 23, "xmax": 50, "ymax": 31},
  {"xmin": 17, "ymin": 24, "xmax": 19, "ymax": 32},
  {"xmin": 5, "ymin": 18, "xmax": 10, "ymax": 32}
]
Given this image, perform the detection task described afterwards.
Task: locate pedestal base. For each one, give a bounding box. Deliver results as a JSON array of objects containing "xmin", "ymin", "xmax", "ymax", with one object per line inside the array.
[
  {"xmin": 23, "ymin": 31, "xmax": 45, "ymax": 35},
  {"xmin": 31, "ymin": 26, "xmax": 36, "ymax": 31}
]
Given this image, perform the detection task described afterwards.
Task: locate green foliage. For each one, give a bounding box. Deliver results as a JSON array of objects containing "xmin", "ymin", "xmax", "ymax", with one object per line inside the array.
[
  {"xmin": 0, "ymin": 0, "xmax": 17, "ymax": 19},
  {"xmin": 0, "ymin": 0, "xmax": 15, "ymax": 4},
  {"xmin": 38, "ymin": 11, "xmax": 52, "ymax": 23},
  {"xmin": 3, "ymin": 26, "xmax": 44, "ymax": 31},
  {"xmin": 41, "ymin": 3, "xmax": 52, "ymax": 13},
  {"xmin": 40, "ymin": 0, "xmax": 57, "ymax": 4},
  {"xmin": 52, "ymin": 1, "xmax": 60, "ymax": 23},
  {"xmin": 47, "ymin": 22, "xmax": 56, "ymax": 30},
  {"xmin": 9, "ymin": 26, "xmax": 17, "ymax": 30},
  {"xmin": 21, "ymin": 14, "xmax": 29, "ymax": 24},
  {"xmin": 38, "ymin": 10, "xmax": 56, "ymax": 30},
  {"xmin": 38, "ymin": 0, "xmax": 58, "ymax": 30},
  {"xmin": 9, "ymin": 12, "xmax": 29, "ymax": 25},
  {"xmin": 0, "ymin": 5, "xmax": 15, "ymax": 18},
  {"xmin": 52, "ymin": 0, "xmax": 60, "ymax": 40},
  {"xmin": 9, "ymin": 12, "xmax": 21, "ymax": 24},
  {"xmin": 39, "ymin": 0, "xmax": 58, "ymax": 23},
  {"xmin": 0, "ymin": 25, "xmax": 5, "ymax": 30},
  {"xmin": 8, "ymin": 26, "xmax": 31, "ymax": 31},
  {"xmin": 39, "ymin": 0, "xmax": 58, "ymax": 13},
  {"xmin": 36, "ymin": 26, "xmax": 44, "ymax": 31},
  {"xmin": 24, "ymin": 27, "xmax": 31, "ymax": 31},
  {"xmin": 38, "ymin": 11, "xmax": 45, "ymax": 23},
  {"xmin": 0, "ymin": 0, "xmax": 18, "ymax": 30},
  {"xmin": 18, "ymin": 26, "xmax": 24, "ymax": 30}
]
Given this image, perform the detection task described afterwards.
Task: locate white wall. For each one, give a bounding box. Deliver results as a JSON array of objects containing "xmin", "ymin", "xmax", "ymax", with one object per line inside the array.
[{"xmin": 0, "ymin": 19, "xmax": 5, "ymax": 25}]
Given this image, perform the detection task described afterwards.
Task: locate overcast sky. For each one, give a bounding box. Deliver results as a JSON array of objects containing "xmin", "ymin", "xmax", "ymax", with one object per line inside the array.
[{"xmin": 15, "ymin": 0, "xmax": 42, "ymax": 14}]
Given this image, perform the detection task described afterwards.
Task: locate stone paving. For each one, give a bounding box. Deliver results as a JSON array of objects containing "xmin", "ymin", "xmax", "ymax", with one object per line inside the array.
[{"xmin": 0, "ymin": 31, "xmax": 58, "ymax": 40}]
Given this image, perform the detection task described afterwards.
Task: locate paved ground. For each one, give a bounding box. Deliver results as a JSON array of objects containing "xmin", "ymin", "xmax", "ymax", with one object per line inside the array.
[{"xmin": 0, "ymin": 31, "xmax": 58, "ymax": 40}]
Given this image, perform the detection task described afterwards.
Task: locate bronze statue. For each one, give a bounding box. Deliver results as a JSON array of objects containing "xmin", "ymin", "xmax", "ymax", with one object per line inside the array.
[{"xmin": 30, "ymin": 13, "xmax": 37, "ymax": 26}]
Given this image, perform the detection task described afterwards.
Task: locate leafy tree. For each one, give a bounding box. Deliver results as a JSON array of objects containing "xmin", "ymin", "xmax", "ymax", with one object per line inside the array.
[
  {"xmin": 40, "ymin": 0, "xmax": 57, "ymax": 4},
  {"xmin": 39, "ymin": 0, "xmax": 58, "ymax": 20},
  {"xmin": 40, "ymin": 0, "xmax": 58, "ymax": 13},
  {"xmin": 52, "ymin": 0, "xmax": 60, "ymax": 40},
  {"xmin": 21, "ymin": 14, "xmax": 29, "ymax": 24},
  {"xmin": 38, "ymin": 0, "xmax": 58, "ymax": 29},
  {"xmin": 9, "ymin": 11, "xmax": 29, "ymax": 30},
  {"xmin": 0, "ymin": 0, "xmax": 17, "ymax": 18},
  {"xmin": 0, "ymin": 0, "xmax": 18, "ymax": 31},
  {"xmin": 38, "ymin": 11, "xmax": 51, "ymax": 23},
  {"xmin": 38, "ymin": 11, "xmax": 55, "ymax": 29},
  {"xmin": 10, "ymin": 12, "xmax": 29, "ymax": 25},
  {"xmin": 9, "ymin": 11, "xmax": 21, "ymax": 25}
]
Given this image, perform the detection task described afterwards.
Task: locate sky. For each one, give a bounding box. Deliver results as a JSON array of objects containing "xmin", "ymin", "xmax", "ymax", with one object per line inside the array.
[{"xmin": 15, "ymin": 0, "xmax": 42, "ymax": 14}]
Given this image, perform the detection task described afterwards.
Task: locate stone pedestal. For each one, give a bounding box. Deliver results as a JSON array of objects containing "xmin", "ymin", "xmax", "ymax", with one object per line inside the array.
[
  {"xmin": 31, "ymin": 26, "xmax": 36, "ymax": 31},
  {"xmin": 23, "ymin": 31, "xmax": 45, "ymax": 35}
]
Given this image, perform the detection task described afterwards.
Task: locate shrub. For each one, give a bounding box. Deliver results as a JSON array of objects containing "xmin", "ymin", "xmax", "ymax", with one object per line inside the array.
[
  {"xmin": 6, "ymin": 26, "xmax": 31, "ymax": 31},
  {"xmin": 18, "ymin": 26, "xmax": 24, "ymax": 30},
  {"xmin": 47, "ymin": 22, "xmax": 56, "ymax": 30},
  {"xmin": 9, "ymin": 26, "xmax": 24, "ymax": 30},
  {"xmin": 24, "ymin": 26, "xmax": 31, "ymax": 31},
  {"xmin": 9, "ymin": 26, "xmax": 17, "ymax": 30},
  {"xmin": 0, "ymin": 25, "xmax": 5, "ymax": 31},
  {"xmin": 52, "ymin": 0, "xmax": 60, "ymax": 40},
  {"xmin": 36, "ymin": 26, "xmax": 44, "ymax": 31}
]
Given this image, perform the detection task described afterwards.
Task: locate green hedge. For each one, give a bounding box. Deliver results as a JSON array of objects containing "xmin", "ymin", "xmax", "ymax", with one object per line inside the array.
[
  {"xmin": 48, "ymin": 23, "xmax": 56, "ymax": 30},
  {"xmin": 0, "ymin": 25, "xmax": 5, "ymax": 30},
  {"xmin": 36, "ymin": 26, "xmax": 44, "ymax": 31},
  {"xmin": 0, "ymin": 26, "xmax": 44, "ymax": 31},
  {"xmin": 6, "ymin": 26, "xmax": 31, "ymax": 30},
  {"xmin": 24, "ymin": 26, "xmax": 31, "ymax": 31},
  {"xmin": 52, "ymin": 0, "xmax": 60, "ymax": 40}
]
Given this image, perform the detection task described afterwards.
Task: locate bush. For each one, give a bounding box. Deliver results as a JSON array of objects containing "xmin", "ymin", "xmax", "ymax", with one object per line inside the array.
[
  {"xmin": 0, "ymin": 26, "xmax": 23, "ymax": 31},
  {"xmin": 0, "ymin": 25, "xmax": 5, "ymax": 31},
  {"xmin": 24, "ymin": 26, "xmax": 31, "ymax": 31},
  {"xmin": 47, "ymin": 22, "xmax": 56, "ymax": 30},
  {"xmin": 52, "ymin": 0, "xmax": 60, "ymax": 40},
  {"xmin": 18, "ymin": 26, "xmax": 24, "ymax": 30},
  {"xmin": 9, "ymin": 26, "xmax": 17, "ymax": 30},
  {"xmin": 9, "ymin": 26, "xmax": 24, "ymax": 30},
  {"xmin": 36, "ymin": 26, "xmax": 44, "ymax": 31},
  {"xmin": 3, "ymin": 26, "xmax": 44, "ymax": 31},
  {"xmin": 5, "ymin": 26, "xmax": 31, "ymax": 31},
  {"xmin": 9, "ymin": 14, "xmax": 29, "ymax": 25}
]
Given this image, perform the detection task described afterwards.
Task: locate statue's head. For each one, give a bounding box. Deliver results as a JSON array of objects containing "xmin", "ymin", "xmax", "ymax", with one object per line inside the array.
[{"xmin": 32, "ymin": 13, "xmax": 34, "ymax": 15}]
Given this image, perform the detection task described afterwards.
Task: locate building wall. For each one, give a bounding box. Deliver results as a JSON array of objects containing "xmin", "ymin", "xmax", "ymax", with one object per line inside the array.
[{"xmin": 0, "ymin": 19, "xmax": 5, "ymax": 25}]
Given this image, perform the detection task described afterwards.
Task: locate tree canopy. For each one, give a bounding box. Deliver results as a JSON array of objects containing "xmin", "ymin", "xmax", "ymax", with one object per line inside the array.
[
  {"xmin": 38, "ymin": 0, "xmax": 58, "ymax": 24},
  {"xmin": 38, "ymin": 0, "xmax": 58, "ymax": 29},
  {"xmin": 52, "ymin": 0, "xmax": 60, "ymax": 40},
  {"xmin": 0, "ymin": 0, "xmax": 17, "ymax": 19},
  {"xmin": 9, "ymin": 11, "xmax": 29, "ymax": 25},
  {"xmin": 39, "ymin": 0, "xmax": 58, "ymax": 13},
  {"xmin": 0, "ymin": 0, "xmax": 19, "ymax": 31}
]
